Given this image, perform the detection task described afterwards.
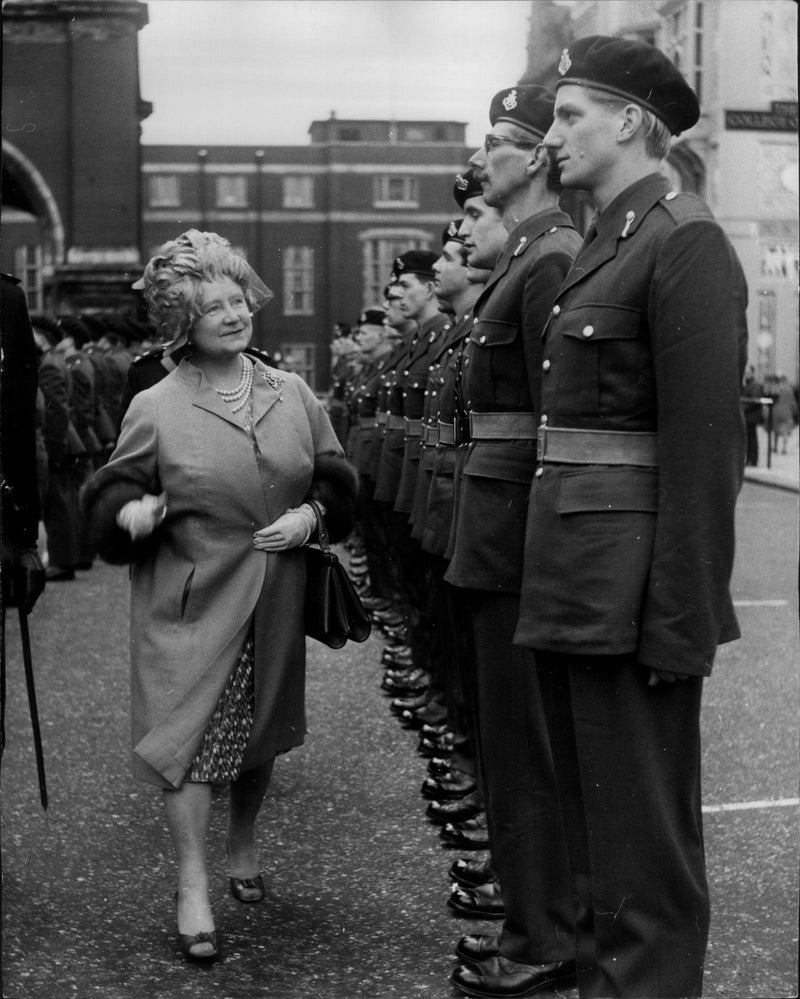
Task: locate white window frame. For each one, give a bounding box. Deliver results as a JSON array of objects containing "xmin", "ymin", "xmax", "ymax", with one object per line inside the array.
[
  {"xmin": 282, "ymin": 175, "xmax": 315, "ymax": 208},
  {"xmin": 14, "ymin": 244, "xmax": 44, "ymax": 313},
  {"xmin": 215, "ymin": 175, "xmax": 248, "ymax": 209},
  {"xmin": 148, "ymin": 174, "xmax": 181, "ymax": 208},
  {"xmin": 282, "ymin": 246, "xmax": 315, "ymax": 316},
  {"xmin": 373, "ymin": 175, "xmax": 419, "ymax": 209},
  {"xmin": 360, "ymin": 229, "xmax": 432, "ymax": 308}
]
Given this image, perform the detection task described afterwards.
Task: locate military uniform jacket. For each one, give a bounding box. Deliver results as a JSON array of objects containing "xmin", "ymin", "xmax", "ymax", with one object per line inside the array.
[
  {"xmin": 373, "ymin": 333, "xmax": 417, "ymax": 503},
  {"xmin": 515, "ymin": 173, "xmax": 747, "ymax": 674},
  {"xmin": 446, "ymin": 208, "xmax": 580, "ymax": 592},
  {"xmin": 395, "ymin": 312, "xmax": 449, "ymax": 514},
  {"xmin": 410, "ymin": 312, "xmax": 474, "ymax": 541}
]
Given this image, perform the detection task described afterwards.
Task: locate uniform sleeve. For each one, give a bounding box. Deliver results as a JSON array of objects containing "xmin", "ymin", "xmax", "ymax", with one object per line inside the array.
[
  {"xmin": 295, "ymin": 375, "xmax": 359, "ymax": 541},
  {"xmin": 38, "ymin": 359, "xmax": 71, "ymax": 464},
  {"xmin": 520, "ymin": 247, "xmax": 578, "ymax": 406},
  {"xmin": 82, "ymin": 390, "xmax": 161, "ymax": 563},
  {"xmin": 638, "ymin": 218, "xmax": 747, "ymax": 674}
]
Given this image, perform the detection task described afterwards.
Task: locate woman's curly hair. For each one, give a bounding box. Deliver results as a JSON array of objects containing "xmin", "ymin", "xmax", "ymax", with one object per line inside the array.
[{"xmin": 133, "ymin": 230, "xmax": 273, "ymax": 342}]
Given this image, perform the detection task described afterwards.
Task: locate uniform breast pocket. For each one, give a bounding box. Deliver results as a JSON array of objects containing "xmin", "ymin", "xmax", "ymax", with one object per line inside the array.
[
  {"xmin": 468, "ymin": 320, "xmax": 522, "ymax": 407},
  {"xmin": 557, "ymin": 305, "xmax": 650, "ymax": 418}
]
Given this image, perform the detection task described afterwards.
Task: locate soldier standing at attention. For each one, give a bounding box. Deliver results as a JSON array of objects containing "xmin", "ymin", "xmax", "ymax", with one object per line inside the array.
[
  {"xmin": 513, "ymin": 36, "xmax": 747, "ymax": 997},
  {"xmin": 447, "ymin": 86, "xmax": 580, "ymax": 999}
]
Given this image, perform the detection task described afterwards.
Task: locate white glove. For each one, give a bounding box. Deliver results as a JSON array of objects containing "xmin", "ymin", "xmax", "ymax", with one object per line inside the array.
[
  {"xmin": 253, "ymin": 504, "xmax": 319, "ymax": 552},
  {"xmin": 116, "ymin": 492, "xmax": 168, "ymax": 540}
]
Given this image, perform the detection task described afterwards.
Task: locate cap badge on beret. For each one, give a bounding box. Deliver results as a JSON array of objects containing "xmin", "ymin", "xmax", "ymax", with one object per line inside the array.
[
  {"xmin": 395, "ymin": 256, "xmax": 405, "ymax": 271},
  {"xmin": 455, "ymin": 174, "xmax": 469, "ymax": 191},
  {"xmin": 447, "ymin": 221, "xmax": 460, "ymax": 238},
  {"xmin": 558, "ymin": 48, "xmax": 572, "ymax": 75},
  {"xmin": 502, "ymin": 89, "xmax": 518, "ymax": 111}
]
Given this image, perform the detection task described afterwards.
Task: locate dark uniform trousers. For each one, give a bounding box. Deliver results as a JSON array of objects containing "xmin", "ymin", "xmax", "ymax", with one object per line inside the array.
[
  {"xmin": 446, "ymin": 208, "xmax": 583, "ymax": 965},
  {"xmin": 517, "ymin": 174, "xmax": 748, "ymax": 996},
  {"xmin": 38, "ymin": 351, "xmax": 81, "ymax": 570},
  {"xmin": 536, "ymin": 654, "xmax": 706, "ymax": 997}
]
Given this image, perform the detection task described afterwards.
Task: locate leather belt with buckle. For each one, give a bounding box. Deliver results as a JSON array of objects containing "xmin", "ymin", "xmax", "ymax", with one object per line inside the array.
[
  {"xmin": 404, "ymin": 418, "xmax": 423, "ymax": 438},
  {"xmin": 538, "ymin": 426, "xmax": 659, "ymax": 466},
  {"xmin": 468, "ymin": 411, "xmax": 538, "ymax": 440}
]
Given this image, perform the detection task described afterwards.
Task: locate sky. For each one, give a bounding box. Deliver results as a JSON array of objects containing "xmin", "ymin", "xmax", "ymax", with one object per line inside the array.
[{"xmin": 138, "ymin": 0, "xmax": 535, "ymax": 148}]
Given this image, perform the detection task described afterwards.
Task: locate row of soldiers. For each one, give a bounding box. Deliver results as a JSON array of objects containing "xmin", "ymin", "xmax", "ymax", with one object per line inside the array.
[
  {"xmin": 331, "ymin": 35, "xmax": 747, "ymax": 999},
  {"xmin": 29, "ymin": 314, "xmax": 154, "ymax": 581}
]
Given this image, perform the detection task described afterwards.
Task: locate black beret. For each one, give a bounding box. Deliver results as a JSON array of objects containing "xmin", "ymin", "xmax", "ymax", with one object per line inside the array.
[
  {"xmin": 489, "ymin": 85, "xmax": 555, "ymax": 139},
  {"xmin": 554, "ymin": 34, "xmax": 700, "ymax": 135},
  {"xmin": 453, "ymin": 169, "xmax": 483, "ymax": 208},
  {"xmin": 442, "ymin": 220, "xmax": 465, "ymax": 246},
  {"xmin": 359, "ymin": 308, "xmax": 386, "ymax": 326},
  {"xmin": 392, "ymin": 250, "xmax": 438, "ymax": 279}
]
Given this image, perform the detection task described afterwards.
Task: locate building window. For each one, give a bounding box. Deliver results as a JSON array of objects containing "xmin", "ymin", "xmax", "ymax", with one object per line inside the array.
[
  {"xmin": 279, "ymin": 343, "xmax": 316, "ymax": 386},
  {"xmin": 373, "ymin": 176, "xmax": 419, "ymax": 208},
  {"xmin": 362, "ymin": 234, "xmax": 430, "ymax": 306},
  {"xmin": 756, "ymin": 290, "xmax": 778, "ymax": 375},
  {"xmin": 283, "ymin": 246, "xmax": 314, "ymax": 316},
  {"xmin": 14, "ymin": 244, "xmax": 43, "ymax": 312},
  {"xmin": 663, "ymin": 1, "xmax": 704, "ymax": 103},
  {"xmin": 282, "ymin": 176, "xmax": 315, "ymax": 208},
  {"xmin": 148, "ymin": 174, "xmax": 180, "ymax": 207},
  {"xmin": 215, "ymin": 175, "xmax": 248, "ymax": 208}
]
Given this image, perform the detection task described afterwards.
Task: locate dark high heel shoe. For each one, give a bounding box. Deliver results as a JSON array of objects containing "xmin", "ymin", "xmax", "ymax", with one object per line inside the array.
[
  {"xmin": 179, "ymin": 930, "xmax": 219, "ymax": 962},
  {"xmin": 229, "ymin": 874, "xmax": 264, "ymax": 903}
]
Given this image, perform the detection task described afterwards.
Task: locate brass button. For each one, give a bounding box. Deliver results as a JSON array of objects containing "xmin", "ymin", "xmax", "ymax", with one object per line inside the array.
[
  {"xmin": 542, "ymin": 359, "xmax": 551, "ymax": 372},
  {"xmin": 479, "ymin": 335, "xmax": 486, "ymax": 344},
  {"xmin": 535, "ymin": 467, "xmax": 544, "ymax": 477},
  {"xmin": 582, "ymin": 325, "xmax": 594, "ymax": 338},
  {"xmin": 540, "ymin": 414, "xmax": 548, "ymax": 425},
  {"xmin": 552, "ymin": 305, "xmax": 561, "ymax": 316}
]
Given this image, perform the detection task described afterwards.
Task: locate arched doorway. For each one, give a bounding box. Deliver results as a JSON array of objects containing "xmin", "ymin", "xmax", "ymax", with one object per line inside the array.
[{"xmin": 1, "ymin": 140, "xmax": 65, "ymax": 312}]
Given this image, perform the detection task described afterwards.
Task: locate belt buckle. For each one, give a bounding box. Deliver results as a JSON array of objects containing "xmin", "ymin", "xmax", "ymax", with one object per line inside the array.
[{"xmin": 537, "ymin": 424, "xmax": 547, "ymax": 459}]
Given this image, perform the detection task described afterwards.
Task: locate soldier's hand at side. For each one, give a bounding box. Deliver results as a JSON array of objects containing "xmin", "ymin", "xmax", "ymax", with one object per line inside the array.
[{"xmin": 648, "ymin": 668, "xmax": 690, "ymax": 686}]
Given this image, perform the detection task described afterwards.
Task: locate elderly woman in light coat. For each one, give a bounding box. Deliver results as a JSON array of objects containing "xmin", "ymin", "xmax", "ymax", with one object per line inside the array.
[{"xmin": 84, "ymin": 231, "xmax": 357, "ymax": 962}]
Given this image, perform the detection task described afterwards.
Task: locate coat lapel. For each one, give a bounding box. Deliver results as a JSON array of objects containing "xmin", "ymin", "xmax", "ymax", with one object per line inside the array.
[{"xmin": 177, "ymin": 357, "xmax": 283, "ymax": 430}]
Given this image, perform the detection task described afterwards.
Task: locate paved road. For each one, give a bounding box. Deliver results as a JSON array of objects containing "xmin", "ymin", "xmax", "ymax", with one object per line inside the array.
[{"xmin": 1, "ymin": 479, "xmax": 797, "ymax": 998}]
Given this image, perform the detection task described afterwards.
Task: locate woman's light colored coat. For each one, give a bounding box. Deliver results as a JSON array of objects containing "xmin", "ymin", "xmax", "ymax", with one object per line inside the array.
[{"xmin": 88, "ymin": 359, "xmax": 348, "ymax": 788}]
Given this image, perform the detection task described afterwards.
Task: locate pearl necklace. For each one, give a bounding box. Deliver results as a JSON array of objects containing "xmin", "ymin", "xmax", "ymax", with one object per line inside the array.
[{"xmin": 214, "ymin": 355, "xmax": 254, "ymax": 413}]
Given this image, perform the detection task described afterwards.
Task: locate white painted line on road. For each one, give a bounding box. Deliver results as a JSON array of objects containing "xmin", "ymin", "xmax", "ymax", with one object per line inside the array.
[
  {"xmin": 703, "ymin": 798, "xmax": 799, "ymax": 813},
  {"xmin": 733, "ymin": 599, "xmax": 789, "ymax": 606}
]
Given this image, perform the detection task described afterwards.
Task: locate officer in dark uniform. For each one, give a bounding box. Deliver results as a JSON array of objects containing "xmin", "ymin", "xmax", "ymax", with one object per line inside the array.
[
  {"xmin": 118, "ymin": 338, "xmax": 275, "ymax": 427},
  {"xmin": 511, "ymin": 37, "xmax": 747, "ymax": 998},
  {"xmin": 446, "ymin": 86, "xmax": 580, "ymax": 999},
  {"xmin": 1, "ymin": 274, "xmax": 46, "ymax": 615},
  {"xmin": 30, "ymin": 317, "xmax": 84, "ymax": 581}
]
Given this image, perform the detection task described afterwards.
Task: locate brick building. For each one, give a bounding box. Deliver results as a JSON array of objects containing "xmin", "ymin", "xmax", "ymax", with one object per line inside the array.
[
  {"xmin": 141, "ymin": 118, "xmax": 469, "ymax": 387},
  {"xmin": 1, "ymin": 0, "xmax": 150, "ymax": 314}
]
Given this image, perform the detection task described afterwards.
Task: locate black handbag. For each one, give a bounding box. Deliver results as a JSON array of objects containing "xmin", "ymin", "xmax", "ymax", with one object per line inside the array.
[{"xmin": 303, "ymin": 500, "xmax": 371, "ymax": 649}]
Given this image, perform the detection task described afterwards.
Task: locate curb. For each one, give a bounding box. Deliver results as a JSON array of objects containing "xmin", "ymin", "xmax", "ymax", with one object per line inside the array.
[{"xmin": 743, "ymin": 468, "xmax": 799, "ymax": 493}]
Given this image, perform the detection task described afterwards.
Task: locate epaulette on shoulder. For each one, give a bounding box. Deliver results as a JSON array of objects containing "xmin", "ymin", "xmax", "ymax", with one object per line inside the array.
[
  {"xmin": 132, "ymin": 346, "xmax": 166, "ymax": 365},
  {"xmin": 245, "ymin": 345, "xmax": 274, "ymax": 365},
  {"xmin": 659, "ymin": 190, "xmax": 713, "ymax": 225},
  {"xmin": 1, "ymin": 272, "xmax": 21, "ymax": 285}
]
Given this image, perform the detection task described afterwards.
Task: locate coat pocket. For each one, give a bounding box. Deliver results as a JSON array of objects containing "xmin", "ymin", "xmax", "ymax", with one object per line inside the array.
[
  {"xmin": 180, "ymin": 567, "xmax": 195, "ymax": 620},
  {"xmin": 555, "ymin": 467, "xmax": 658, "ymax": 514}
]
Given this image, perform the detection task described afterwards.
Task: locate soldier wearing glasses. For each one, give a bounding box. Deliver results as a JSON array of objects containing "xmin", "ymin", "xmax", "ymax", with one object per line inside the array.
[{"xmin": 447, "ymin": 86, "xmax": 581, "ymax": 998}]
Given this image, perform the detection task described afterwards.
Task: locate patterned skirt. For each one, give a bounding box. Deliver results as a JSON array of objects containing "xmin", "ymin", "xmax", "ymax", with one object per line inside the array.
[{"xmin": 186, "ymin": 626, "xmax": 255, "ymax": 783}]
